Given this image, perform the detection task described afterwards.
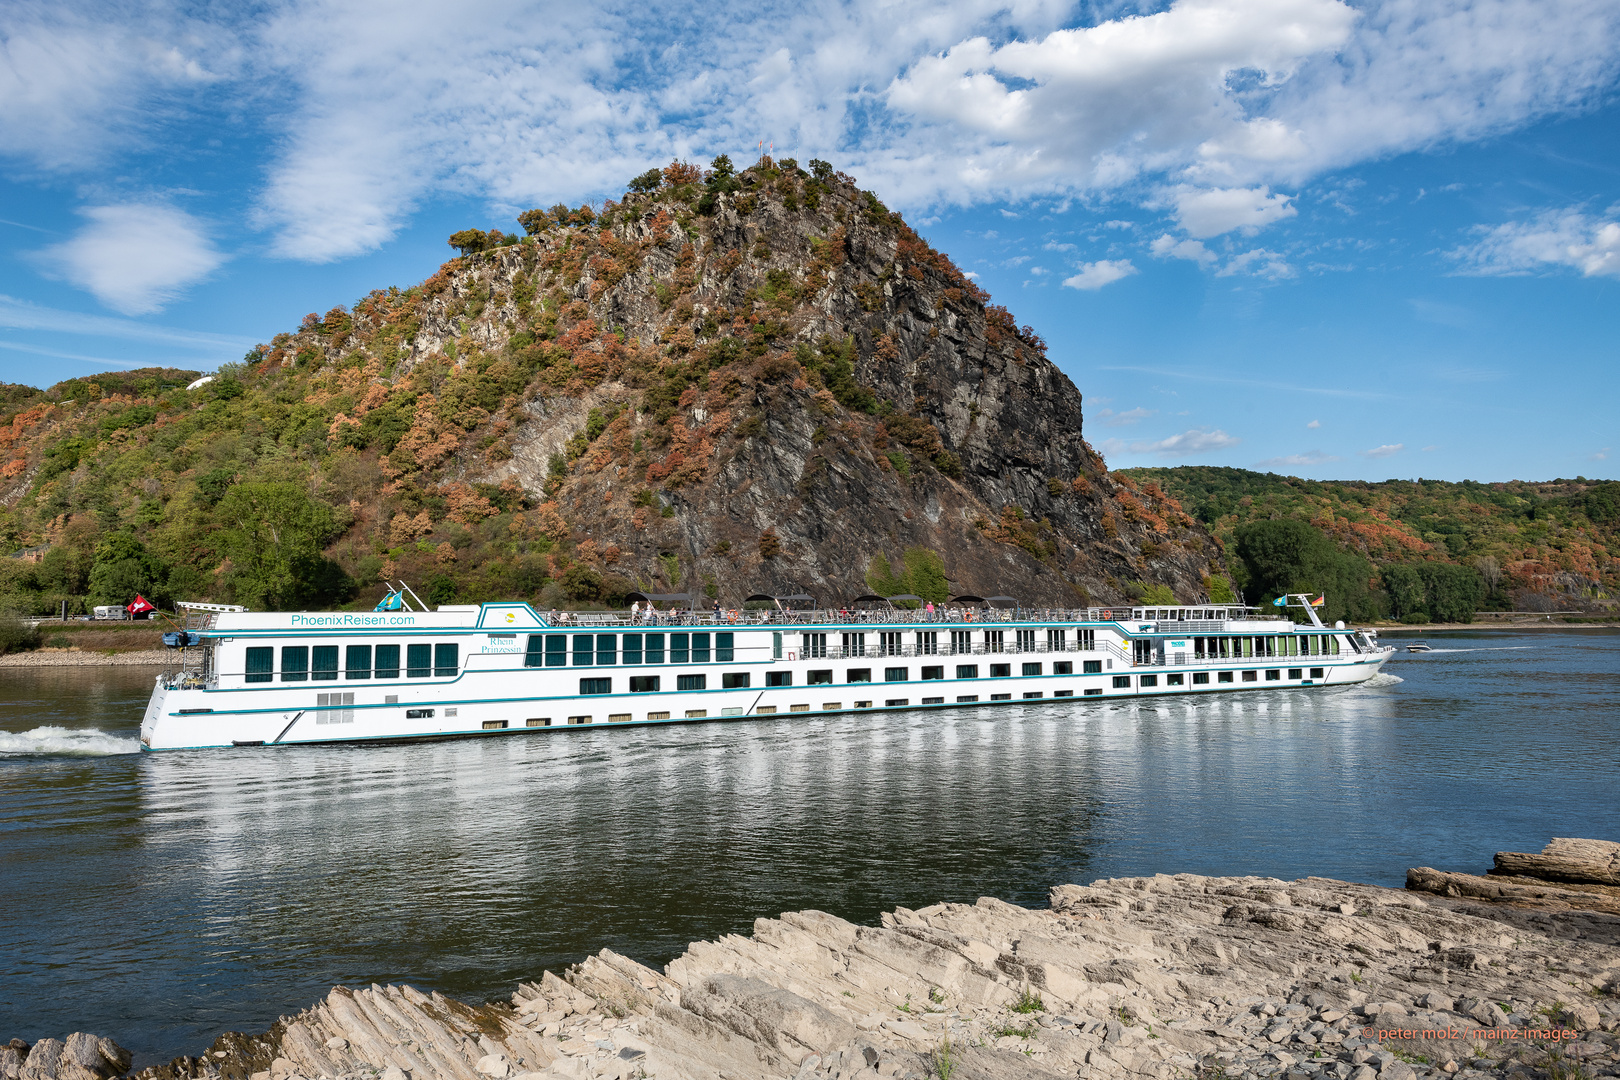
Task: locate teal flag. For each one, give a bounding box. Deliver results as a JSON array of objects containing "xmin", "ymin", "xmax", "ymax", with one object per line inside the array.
[{"xmin": 1272, "ymin": 596, "xmax": 1287, "ymax": 606}]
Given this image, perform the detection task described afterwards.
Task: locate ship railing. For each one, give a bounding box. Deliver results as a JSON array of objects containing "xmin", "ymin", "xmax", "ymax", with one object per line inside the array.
[
  {"xmin": 601, "ymin": 607, "xmax": 1194, "ymax": 628},
  {"xmin": 790, "ymin": 642, "xmax": 1111, "ymax": 660}
]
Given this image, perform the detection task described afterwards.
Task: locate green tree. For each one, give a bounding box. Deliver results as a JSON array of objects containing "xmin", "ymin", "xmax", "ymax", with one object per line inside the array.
[
  {"xmin": 215, "ymin": 482, "xmax": 349, "ymax": 610},
  {"xmin": 88, "ymin": 532, "xmax": 170, "ymax": 608},
  {"xmin": 448, "ymin": 229, "xmax": 490, "ymax": 256},
  {"xmin": 1232, "ymin": 518, "xmax": 1379, "ymax": 624},
  {"xmin": 626, "ymin": 168, "xmax": 663, "ymax": 194}
]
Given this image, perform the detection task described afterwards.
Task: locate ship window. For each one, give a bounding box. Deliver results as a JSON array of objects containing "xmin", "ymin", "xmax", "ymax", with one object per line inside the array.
[
  {"xmin": 921, "ymin": 665, "xmax": 943, "ymax": 680},
  {"xmin": 677, "ymin": 673, "xmax": 706, "ymax": 691},
  {"xmin": 692, "ymin": 632, "xmax": 711, "ymax": 663},
  {"xmin": 1265, "ymin": 669, "xmax": 1281, "ymax": 681},
  {"xmin": 956, "ymin": 695, "xmax": 978, "ymax": 703},
  {"xmin": 375, "ymin": 644, "xmax": 399, "ymax": 679},
  {"xmin": 527, "ymin": 717, "xmax": 550, "ymax": 727},
  {"xmin": 483, "ymin": 720, "xmax": 508, "ymax": 730},
  {"xmin": 525, "ymin": 635, "xmax": 545, "ymax": 668},
  {"xmin": 406, "ymin": 708, "xmax": 433, "ymax": 719},
  {"xmin": 1082, "ymin": 660, "xmax": 1101, "ymax": 674},
  {"xmin": 1139, "ymin": 674, "xmax": 1158, "ymax": 687},
  {"xmin": 573, "ymin": 633, "xmax": 594, "ymax": 666},
  {"xmin": 407, "ymin": 643, "xmax": 431, "ymax": 678},
  {"xmin": 1193, "ymin": 672, "xmax": 1210, "ymax": 684},
  {"xmin": 1112, "ymin": 676, "xmax": 1131, "ymax": 688},
  {"xmin": 922, "ymin": 696, "xmax": 944, "ymax": 705},
  {"xmin": 670, "ymin": 632, "xmax": 690, "ymax": 663},
  {"xmin": 1054, "ymin": 689, "xmax": 1073, "ymax": 697},
  {"xmin": 596, "ymin": 633, "xmax": 617, "ymax": 666},
  {"xmin": 716, "ymin": 632, "xmax": 734, "ymax": 662},
  {"xmin": 1023, "ymin": 692, "xmax": 1042, "ymax": 699},
  {"xmin": 885, "ymin": 667, "xmax": 907, "ymax": 682},
  {"xmin": 312, "ymin": 645, "xmax": 339, "ymax": 682},
  {"xmin": 766, "ymin": 671, "xmax": 791, "ymax": 686},
  {"xmin": 622, "ymin": 633, "xmax": 642, "ymax": 664},
  {"xmin": 1167, "ymin": 673, "xmax": 1183, "ymax": 685},
  {"xmin": 807, "ymin": 669, "xmax": 833, "ymax": 685},
  {"xmin": 580, "ymin": 678, "xmax": 611, "ymax": 695},
  {"xmin": 318, "ymin": 693, "xmax": 356, "ymax": 724},
  {"xmin": 1310, "ymin": 667, "xmax": 1324, "ymax": 679},
  {"xmin": 846, "ymin": 668, "xmax": 871, "ymax": 683},
  {"xmin": 629, "ymin": 676, "xmax": 660, "ymax": 693},
  {"xmin": 1242, "ymin": 670, "xmax": 1258, "ymax": 682},
  {"xmin": 245, "ymin": 647, "xmax": 273, "ymax": 683},
  {"xmin": 991, "ymin": 693, "xmax": 1012, "ymax": 700},
  {"xmin": 722, "ymin": 672, "xmax": 750, "ymax": 689},
  {"xmin": 1053, "ymin": 661, "xmax": 1072, "ymax": 675},
  {"xmin": 544, "ymin": 635, "xmax": 567, "ymax": 667},
  {"xmin": 885, "ymin": 698, "xmax": 909, "ymax": 707},
  {"xmin": 1047, "ymin": 628, "xmax": 1066, "ymax": 651},
  {"xmin": 1084, "ymin": 688, "xmax": 1102, "ymax": 696},
  {"xmin": 990, "ymin": 663, "xmax": 1011, "ymax": 678},
  {"xmin": 281, "ymin": 646, "xmax": 308, "ymax": 682},
  {"xmin": 1218, "ymin": 671, "xmax": 1234, "ymax": 683},
  {"xmin": 434, "ymin": 643, "xmax": 458, "ymax": 677},
  {"xmin": 956, "ymin": 664, "xmax": 978, "ymax": 678},
  {"xmin": 644, "ymin": 632, "xmax": 666, "ymax": 664},
  {"xmin": 1288, "ymin": 668, "xmax": 1302, "ymax": 680},
  {"xmin": 1022, "ymin": 662, "xmax": 1041, "ymax": 676},
  {"xmin": 346, "ymin": 645, "xmax": 371, "ymax": 680},
  {"xmin": 772, "ymin": 632, "xmax": 783, "ymax": 659}
]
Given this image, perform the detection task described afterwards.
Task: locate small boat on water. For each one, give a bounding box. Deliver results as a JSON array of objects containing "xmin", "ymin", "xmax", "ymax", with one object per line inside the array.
[
  {"xmin": 138, "ymin": 590, "xmax": 1396, "ymax": 751},
  {"xmin": 1406, "ymin": 641, "xmax": 1433, "ymax": 653}
]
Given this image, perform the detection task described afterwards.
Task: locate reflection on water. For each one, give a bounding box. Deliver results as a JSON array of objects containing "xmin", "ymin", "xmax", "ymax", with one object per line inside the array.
[{"xmin": 2, "ymin": 630, "xmax": 1617, "ymax": 1064}]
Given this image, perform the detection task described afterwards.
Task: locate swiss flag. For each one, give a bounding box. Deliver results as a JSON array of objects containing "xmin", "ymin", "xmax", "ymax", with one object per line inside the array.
[{"xmin": 127, "ymin": 595, "xmax": 156, "ymax": 616}]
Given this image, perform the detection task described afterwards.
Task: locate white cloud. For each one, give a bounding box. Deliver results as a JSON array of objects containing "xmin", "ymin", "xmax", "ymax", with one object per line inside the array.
[
  {"xmin": 1306, "ymin": 419, "xmax": 1320, "ymax": 428},
  {"xmin": 1450, "ymin": 208, "xmax": 1620, "ymax": 279},
  {"xmin": 1362, "ymin": 443, "xmax": 1404, "ymax": 458},
  {"xmin": 0, "ymin": 294, "xmax": 255, "ymax": 352},
  {"xmin": 1150, "ymin": 233, "xmax": 1217, "ymax": 265},
  {"xmin": 1592, "ymin": 447, "xmax": 1611, "ymax": 461},
  {"xmin": 1171, "ymin": 185, "xmax": 1297, "ymax": 237},
  {"xmin": 1098, "ymin": 406, "xmax": 1156, "ymax": 426},
  {"xmin": 32, "ymin": 204, "xmax": 227, "ymax": 314},
  {"xmin": 1121, "ymin": 428, "xmax": 1242, "ymax": 456},
  {"xmin": 1063, "ymin": 259, "xmax": 1137, "ymax": 290},
  {"xmin": 1217, "ymin": 247, "xmax": 1294, "ymax": 278},
  {"xmin": 1255, "ymin": 450, "xmax": 1340, "ymax": 468}
]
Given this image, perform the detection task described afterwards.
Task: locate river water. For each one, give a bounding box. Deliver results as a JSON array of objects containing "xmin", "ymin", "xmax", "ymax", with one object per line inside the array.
[{"xmin": 2, "ymin": 629, "xmax": 1616, "ymax": 1064}]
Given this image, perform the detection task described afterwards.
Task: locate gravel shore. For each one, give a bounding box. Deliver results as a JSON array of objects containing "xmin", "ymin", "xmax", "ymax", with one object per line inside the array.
[{"xmin": 0, "ymin": 648, "xmax": 172, "ymax": 667}]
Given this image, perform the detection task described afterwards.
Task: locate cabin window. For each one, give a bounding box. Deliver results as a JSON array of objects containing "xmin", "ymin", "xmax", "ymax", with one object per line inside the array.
[
  {"xmin": 434, "ymin": 644, "xmax": 458, "ymax": 677},
  {"xmin": 346, "ymin": 645, "xmax": 371, "ymax": 680},
  {"xmin": 629, "ymin": 676, "xmax": 660, "ymax": 693},
  {"xmin": 886, "ymin": 698, "xmax": 909, "ymax": 707},
  {"xmin": 671, "ymin": 632, "xmax": 690, "ymax": 663},
  {"xmin": 407, "ymin": 643, "xmax": 431, "ymax": 678},
  {"xmin": 842, "ymin": 632, "xmax": 865, "ymax": 657},
  {"xmin": 1167, "ymin": 673, "xmax": 1184, "ymax": 686},
  {"xmin": 543, "ymin": 635, "xmax": 567, "ymax": 667},
  {"xmin": 802, "ymin": 633, "xmax": 827, "ymax": 658},
  {"xmin": 716, "ymin": 632, "xmax": 734, "ymax": 662},
  {"xmin": 1047, "ymin": 628, "xmax": 1065, "ymax": 651},
  {"xmin": 1112, "ymin": 676, "xmax": 1131, "ymax": 688},
  {"xmin": 692, "ymin": 632, "xmax": 711, "ymax": 663},
  {"xmin": 1288, "ymin": 668, "xmax": 1302, "ymax": 680},
  {"xmin": 525, "ymin": 635, "xmax": 545, "ymax": 667},
  {"xmin": 772, "ymin": 632, "xmax": 783, "ymax": 659},
  {"xmin": 956, "ymin": 695, "xmax": 979, "ymax": 702},
  {"xmin": 677, "ymin": 674, "xmax": 706, "ymax": 691},
  {"xmin": 245, "ymin": 647, "xmax": 273, "ymax": 683},
  {"xmin": 807, "ymin": 669, "xmax": 833, "ymax": 685},
  {"xmin": 1139, "ymin": 674, "xmax": 1158, "ymax": 687},
  {"xmin": 1219, "ymin": 671, "xmax": 1234, "ymax": 683},
  {"xmin": 1082, "ymin": 660, "xmax": 1101, "ymax": 674},
  {"xmin": 573, "ymin": 634, "xmax": 595, "ymax": 666},
  {"xmin": 375, "ymin": 645, "xmax": 399, "ymax": 679},
  {"xmin": 1022, "ymin": 662, "xmax": 1041, "ymax": 676},
  {"xmin": 281, "ymin": 646, "xmax": 308, "ymax": 682},
  {"xmin": 885, "ymin": 667, "xmax": 907, "ymax": 682},
  {"xmin": 880, "ymin": 631, "xmax": 903, "ymax": 656},
  {"xmin": 1078, "ymin": 628, "xmax": 1096, "ymax": 651},
  {"xmin": 1266, "ymin": 669, "xmax": 1281, "ymax": 681},
  {"xmin": 921, "ymin": 665, "xmax": 943, "ymax": 680},
  {"xmin": 1015, "ymin": 629, "xmax": 1036, "ymax": 652},
  {"xmin": 1023, "ymin": 692, "xmax": 1042, "ymax": 699},
  {"xmin": 985, "ymin": 630, "xmax": 1004, "ymax": 653},
  {"xmin": 1053, "ymin": 662, "xmax": 1072, "ymax": 675},
  {"xmin": 990, "ymin": 663, "xmax": 1011, "ymax": 678},
  {"xmin": 1084, "ymin": 688, "xmax": 1102, "ymax": 696},
  {"xmin": 313, "ymin": 645, "xmax": 339, "ymax": 681},
  {"xmin": 596, "ymin": 634, "xmax": 617, "ymax": 666},
  {"xmin": 622, "ymin": 633, "xmax": 642, "ymax": 664},
  {"xmin": 1193, "ymin": 672, "xmax": 1210, "ymax": 684},
  {"xmin": 956, "ymin": 664, "xmax": 978, "ymax": 679},
  {"xmin": 580, "ymin": 678, "xmax": 611, "ymax": 695},
  {"xmin": 1310, "ymin": 667, "xmax": 1324, "ymax": 679},
  {"xmin": 991, "ymin": 693, "xmax": 1012, "ymax": 701},
  {"xmin": 846, "ymin": 668, "xmax": 872, "ymax": 683},
  {"xmin": 722, "ymin": 672, "xmax": 750, "ymax": 689},
  {"xmin": 766, "ymin": 671, "xmax": 791, "ymax": 686},
  {"xmin": 1242, "ymin": 670, "xmax": 1258, "ymax": 682},
  {"xmin": 950, "ymin": 630, "xmax": 972, "ymax": 655},
  {"xmin": 644, "ymin": 632, "xmax": 665, "ymax": 664},
  {"xmin": 917, "ymin": 631, "xmax": 937, "ymax": 655},
  {"xmin": 923, "ymin": 696, "xmax": 944, "ymax": 704}
]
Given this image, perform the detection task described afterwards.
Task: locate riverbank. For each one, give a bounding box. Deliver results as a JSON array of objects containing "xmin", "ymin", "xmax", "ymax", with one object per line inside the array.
[
  {"xmin": 0, "ymin": 648, "xmax": 170, "ymax": 667},
  {"xmin": 9, "ymin": 864, "xmax": 1618, "ymax": 1080}
]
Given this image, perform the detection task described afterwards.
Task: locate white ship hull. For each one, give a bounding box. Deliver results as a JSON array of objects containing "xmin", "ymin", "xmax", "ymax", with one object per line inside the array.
[{"xmin": 140, "ymin": 602, "xmax": 1394, "ymax": 751}]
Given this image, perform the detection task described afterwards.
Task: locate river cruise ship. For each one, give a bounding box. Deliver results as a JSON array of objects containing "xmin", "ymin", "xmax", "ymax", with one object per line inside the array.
[{"xmin": 139, "ymin": 594, "xmax": 1394, "ymax": 750}]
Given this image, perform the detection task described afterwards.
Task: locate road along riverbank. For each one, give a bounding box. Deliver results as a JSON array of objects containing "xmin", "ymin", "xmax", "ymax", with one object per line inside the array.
[{"xmin": 7, "ymin": 860, "xmax": 1619, "ymax": 1080}]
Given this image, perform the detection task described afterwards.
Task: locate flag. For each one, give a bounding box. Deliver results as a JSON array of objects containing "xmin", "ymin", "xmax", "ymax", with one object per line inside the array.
[
  {"xmin": 127, "ymin": 595, "xmax": 155, "ymax": 616},
  {"xmin": 1311, "ymin": 595, "xmax": 1325, "ymax": 607},
  {"xmin": 375, "ymin": 591, "xmax": 403, "ymax": 612},
  {"xmin": 1272, "ymin": 596, "xmax": 1287, "ymax": 606}
]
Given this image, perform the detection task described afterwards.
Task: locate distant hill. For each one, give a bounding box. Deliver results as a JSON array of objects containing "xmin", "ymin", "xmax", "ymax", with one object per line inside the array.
[
  {"xmin": 0, "ymin": 155, "xmax": 1225, "ymax": 616},
  {"xmin": 1119, "ymin": 465, "xmax": 1619, "ymax": 617}
]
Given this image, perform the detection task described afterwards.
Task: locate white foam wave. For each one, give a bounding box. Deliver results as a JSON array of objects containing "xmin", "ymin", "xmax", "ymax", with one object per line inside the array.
[
  {"xmin": 0, "ymin": 726, "xmax": 141, "ymax": 756},
  {"xmin": 1363, "ymin": 673, "xmax": 1405, "ymax": 687}
]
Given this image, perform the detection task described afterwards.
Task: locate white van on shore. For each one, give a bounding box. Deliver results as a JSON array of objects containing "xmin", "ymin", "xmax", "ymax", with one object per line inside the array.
[{"xmin": 92, "ymin": 605, "xmax": 130, "ymax": 621}]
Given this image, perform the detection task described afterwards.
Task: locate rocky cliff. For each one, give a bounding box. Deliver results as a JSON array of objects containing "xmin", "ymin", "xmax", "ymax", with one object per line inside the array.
[{"xmin": 0, "ymin": 157, "xmax": 1223, "ymax": 611}]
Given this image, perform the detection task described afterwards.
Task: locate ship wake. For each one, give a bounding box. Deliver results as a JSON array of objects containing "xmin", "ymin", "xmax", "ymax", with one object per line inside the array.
[{"xmin": 0, "ymin": 726, "xmax": 141, "ymax": 756}]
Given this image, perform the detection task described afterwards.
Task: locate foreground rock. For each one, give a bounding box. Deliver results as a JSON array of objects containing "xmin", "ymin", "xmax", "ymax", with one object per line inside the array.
[
  {"xmin": 12, "ymin": 874, "xmax": 1620, "ymax": 1080},
  {"xmin": 1408, "ymin": 839, "xmax": 1620, "ymax": 920}
]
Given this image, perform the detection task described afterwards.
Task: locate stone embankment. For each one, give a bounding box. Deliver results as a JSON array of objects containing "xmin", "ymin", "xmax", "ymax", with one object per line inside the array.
[
  {"xmin": 9, "ymin": 866, "xmax": 1620, "ymax": 1080},
  {"xmin": 0, "ymin": 649, "xmax": 171, "ymax": 668}
]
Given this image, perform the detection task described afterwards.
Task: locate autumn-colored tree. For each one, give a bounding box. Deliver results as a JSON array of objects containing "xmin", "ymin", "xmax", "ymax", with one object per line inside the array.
[{"xmin": 447, "ymin": 229, "xmax": 489, "ymax": 256}]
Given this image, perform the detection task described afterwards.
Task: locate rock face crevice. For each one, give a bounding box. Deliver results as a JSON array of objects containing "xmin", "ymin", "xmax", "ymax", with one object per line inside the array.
[{"xmin": 16, "ymin": 871, "xmax": 1619, "ymax": 1080}]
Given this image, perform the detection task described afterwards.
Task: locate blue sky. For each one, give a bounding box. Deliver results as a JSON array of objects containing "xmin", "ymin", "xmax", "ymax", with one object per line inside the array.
[{"xmin": 1, "ymin": 0, "xmax": 1616, "ymax": 483}]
